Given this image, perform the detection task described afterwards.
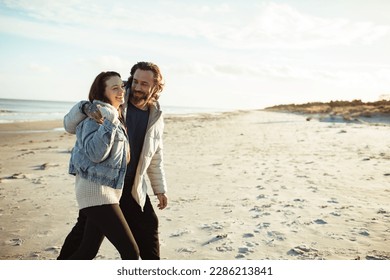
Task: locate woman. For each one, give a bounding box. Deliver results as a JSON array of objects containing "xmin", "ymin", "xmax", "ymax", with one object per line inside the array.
[{"xmin": 67, "ymin": 71, "xmax": 139, "ymax": 259}]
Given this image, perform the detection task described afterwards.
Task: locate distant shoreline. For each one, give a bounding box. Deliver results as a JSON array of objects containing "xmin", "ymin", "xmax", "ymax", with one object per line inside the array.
[
  {"xmin": 264, "ymin": 99, "xmax": 390, "ymax": 125},
  {"xmin": 0, "ymin": 98, "xmax": 232, "ymax": 123}
]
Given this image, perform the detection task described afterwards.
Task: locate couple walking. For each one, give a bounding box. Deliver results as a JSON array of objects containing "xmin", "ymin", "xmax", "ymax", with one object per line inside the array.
[{"xmin": 58, "ymin": 62, "xmax": 168, "ymax": 260}]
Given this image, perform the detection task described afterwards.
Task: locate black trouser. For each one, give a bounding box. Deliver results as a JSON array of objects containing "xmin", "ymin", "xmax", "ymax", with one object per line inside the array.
[
  {"xmin": 57, "ymin": 194, "xmax": 160, "ymax": 260},
  {"xmin": 120, "ymin": 194, "xmax": 160, "ymax": 260},
  {"xmin": 67, "ymin": 204, "xmax": 139, "ymax": 260}
]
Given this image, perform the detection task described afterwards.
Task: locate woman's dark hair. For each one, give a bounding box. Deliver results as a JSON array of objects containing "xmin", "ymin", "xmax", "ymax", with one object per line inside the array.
[
  {"xmin": 88, "ymin": 71, "xmax": 121, "ymax": 103},
  {"xmin": 88, "ymin": 71, "xmax": 125, "ymax": 125},
  {"xmin": 126, "ymin": 62, "xmax": 164, "ymax": 95}
]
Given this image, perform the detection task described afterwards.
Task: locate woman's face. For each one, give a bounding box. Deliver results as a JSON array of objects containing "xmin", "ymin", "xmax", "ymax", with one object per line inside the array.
[{"xmin": 104, "ymin": 76, "xmax": 125, "ymax": 109}]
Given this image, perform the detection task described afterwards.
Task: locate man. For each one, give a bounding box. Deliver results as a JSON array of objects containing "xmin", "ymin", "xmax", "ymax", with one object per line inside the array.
[{"xmin": 58, "ymin": 62, "xmax": 168, "ymax": 260}]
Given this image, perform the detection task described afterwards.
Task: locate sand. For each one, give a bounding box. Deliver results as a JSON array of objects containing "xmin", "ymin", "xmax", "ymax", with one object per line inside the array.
[{"xmin": 0, "ymin": 110, "xmax": 389, "ymax": 260}]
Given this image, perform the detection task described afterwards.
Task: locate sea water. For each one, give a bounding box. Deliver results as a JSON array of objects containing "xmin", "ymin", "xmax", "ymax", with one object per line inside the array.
[
  {"xmin": 0, "ymin": 98, "xmax": 230, "ymax": 123},
  {"xmin": 0, "ymin": 98, "xmax": 75, "ymax": 123}
]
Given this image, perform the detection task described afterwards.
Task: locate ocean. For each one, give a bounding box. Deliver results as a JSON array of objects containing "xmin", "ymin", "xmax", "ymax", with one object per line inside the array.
[{"xmin": 0, "ymin": 98, "xmax": 230, "ymax": 123}]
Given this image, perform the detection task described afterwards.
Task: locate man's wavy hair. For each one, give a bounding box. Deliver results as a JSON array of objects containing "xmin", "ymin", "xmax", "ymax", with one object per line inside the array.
[{"xmin": 126, "ymin": 62, "xmax": 165, "ymax": 99}]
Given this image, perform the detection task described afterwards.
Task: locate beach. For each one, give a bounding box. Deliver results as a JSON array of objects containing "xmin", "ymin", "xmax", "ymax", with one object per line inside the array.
[{"xmin": 0, "ymin": 110, "xmax": 389, "ymax": 260}]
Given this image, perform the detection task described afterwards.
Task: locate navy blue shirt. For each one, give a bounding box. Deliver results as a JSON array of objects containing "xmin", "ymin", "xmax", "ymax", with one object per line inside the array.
[{"xmin": 124, "ymin": 101, "xmax": 149, "ymax": 189}]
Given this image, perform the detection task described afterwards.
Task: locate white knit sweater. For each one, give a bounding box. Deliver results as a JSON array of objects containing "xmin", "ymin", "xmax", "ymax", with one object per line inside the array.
[{"xmin": 75, "ymin": 175, "xmax": 122, "ymax": 209}]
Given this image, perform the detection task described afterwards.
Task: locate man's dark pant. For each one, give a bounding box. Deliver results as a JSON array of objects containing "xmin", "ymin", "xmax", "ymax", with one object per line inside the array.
[{"xmin": 57, "ymin": 194, "xmax": 160, "ymax": 260}]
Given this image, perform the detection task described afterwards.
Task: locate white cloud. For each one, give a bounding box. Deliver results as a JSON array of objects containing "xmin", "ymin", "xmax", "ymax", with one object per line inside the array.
[
  {"xmin": 165, "ymin": 60, "xmax": 390, "ymax": 97},
  {"xmin": 210, "ymin": 3, "xmax": 390, "ymax": 49},
  {"xmin": 28, "ymin": 62, "xmax": 51, "ymax": 72},
  {"xmin": 0, "ymin": 15, "xmax": 92, "ymax": 44},
  {"xmin": 167, "ymin": 61, "xmax": 336, "ymax": 81},
  {"xmin": 3, "ymin": 1, "xmax": 389, "ymax": 51},
  {"xmin": 2, "ymin": 0, "xmax": 103, "ymax": 25},
  {"xmin": 77, "ymin": 55, "xmax": 130, "ymax": 71}
]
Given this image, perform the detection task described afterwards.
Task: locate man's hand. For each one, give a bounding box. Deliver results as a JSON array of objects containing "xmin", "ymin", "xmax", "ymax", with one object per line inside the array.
[
  {"xmin": 83, "ymin": 102, "xmax": 104, "ymax": 124},
  {"xmin": 156, "ymin": 193, "xmax": 168, "ymax": 210}
]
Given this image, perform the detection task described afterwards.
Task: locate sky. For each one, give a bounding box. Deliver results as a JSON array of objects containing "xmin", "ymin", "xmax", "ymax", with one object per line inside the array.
[{"xmin": 0, "ymin": 0, "xmax": 390, "ymax": 110}]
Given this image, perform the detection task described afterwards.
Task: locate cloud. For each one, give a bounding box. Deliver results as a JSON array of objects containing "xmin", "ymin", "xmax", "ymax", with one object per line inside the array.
[
  {"xmin": 207, "ymin": 3, "xmax": 390, "ymax": 49},
  {"xmin": 168, "ymin": 61, "xmax": 332, "ymax": 81},
  {"xmin": 0, "ymin": 14, "xmax": 92, "ymax": 44},
  {"xmin": 2, "ymin": 1, "xmax": 389, "ymax": 51},
  {"xmin": 166, "ymin": 59, "xmax": 390, "ymax": 94},
  {"xmin": 2, "ymin": 0, "xmax": 103, "ymax": 25},
  {"xmin": 28, "ymin": 62, "xmax": 51, "ymax": 72},
  {"xmin": 77, "ymin": 55, "xmax": 130, "ymax": 70}
]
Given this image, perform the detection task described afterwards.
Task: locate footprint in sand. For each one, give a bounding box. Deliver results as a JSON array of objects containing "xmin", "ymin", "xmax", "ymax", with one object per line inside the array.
[
  {"xmin": 202, "ymin": 234, "xmax": 229, "ymax": 246},
  {"xmin": 6, "ymin": 238, "xmax": 23, "ymax": 246},
  {"xmin": 201, "ymin": 222, "xmax": 224, "ymax": 231},
  {"xmin": 34, "ymin": 163, "xmax": 60, "ymax": 170},
  {"xmin": 358, "ymin": 229, "xmax": 370, "ymax": 236},
  {"xmin": 267, "ymin": 231, "xmax": 286, "ymax": 241},
  {"xmin": 216, "ymin": 244, "xmax": 233, "ymax": 252},
  {"xmin": 235, "ymin": 247, "xmax": 252, "ymax": 259},
  {"xmin": 256, "ymin": 222, "xmax": 271, "ymax": 230},
  {"xmin": 2, "ymin": 173, "xmax": 27, "ymax": 180},
  {"xmin": 287, "ymin": 245, "xmax": 319, "ymax": 258},
  {"xmin": 250, "ymin": 206, "xmax": 262, "ymax": 213},
  {"xmin": 235, "ymin": 241, "xmax": 258, "ymax": 259},
  {"xmin": 177, "ymin": 247, "xmax": 196, "ymax": 254},
  {"xmin": 16, "ymin": 150, "xmax": 35, "ymax": 158},
  {"xmin": 45, "ymin": 246, "xmax": 61, "ymax": 254},
  {"xmin": 377, "ymin": 208, "xmax": 390, "ymax": 217},
  {"xmin": 330, "ymin": 211, "xmax": 341, "ymax": 216},
  {"xmin": 313, "ymin": 219, "xmax": 327, "ymax": 224},
  {"xmin": 32, "ymin": 177, "xmax": 46, "ymax": 184},
  {"xmin": 327, "ymin": 198, "xmax": 339, "ymax": 204},
  {"xmin": 169, "ymin": 229, "xmax": 191, "ymax": 237},
  {"xmin": 366, "ymin": 250, "xmax": 390, "ymax": 260},
  {"xmin": 29, "ymin": 252, "xmax": 41, "ymax": 258}
]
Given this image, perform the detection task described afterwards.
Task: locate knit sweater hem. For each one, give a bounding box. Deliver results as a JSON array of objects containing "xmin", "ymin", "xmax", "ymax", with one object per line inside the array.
[{"xmin": 75, "ymin": 175, "xmax": 122, "ymax": 210}]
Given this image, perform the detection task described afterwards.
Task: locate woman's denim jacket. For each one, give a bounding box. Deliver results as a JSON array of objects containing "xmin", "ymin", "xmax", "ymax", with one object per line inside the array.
[{"xmin": 68, "ymin": 109, "xmax": 129, "ymax": 190}]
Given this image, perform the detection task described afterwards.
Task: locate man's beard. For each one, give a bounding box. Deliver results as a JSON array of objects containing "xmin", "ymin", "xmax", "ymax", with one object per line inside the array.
[{"xmin": 131, "ymin": 90, "xmax": 152, "ymax": 108}]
